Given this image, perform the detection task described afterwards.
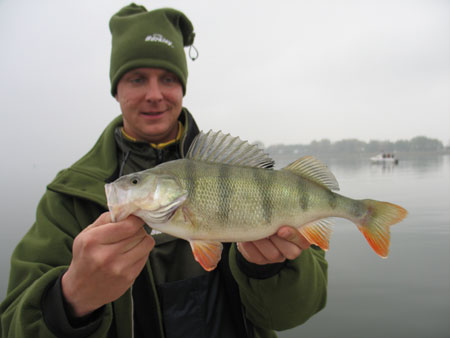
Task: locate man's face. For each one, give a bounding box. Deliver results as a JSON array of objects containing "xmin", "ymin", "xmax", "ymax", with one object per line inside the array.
[{"xmin": 115, "ymin": 68, "xmax": 183, "ymax": 144}]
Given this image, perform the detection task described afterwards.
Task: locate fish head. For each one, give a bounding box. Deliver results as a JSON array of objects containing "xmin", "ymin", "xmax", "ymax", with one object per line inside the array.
[{"xmin": 105, "ymin": 170, "xmax": 187, "ymax": 223}]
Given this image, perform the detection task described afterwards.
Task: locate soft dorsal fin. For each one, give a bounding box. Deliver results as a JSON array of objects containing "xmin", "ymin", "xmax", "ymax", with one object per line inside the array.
[
  {"xmin": 282, "ymin": 156, "xmax": 339, "ymax": 191},
  {"xmin": 186, "ymin": 130, "xmax": 274, "ymax": 168}
]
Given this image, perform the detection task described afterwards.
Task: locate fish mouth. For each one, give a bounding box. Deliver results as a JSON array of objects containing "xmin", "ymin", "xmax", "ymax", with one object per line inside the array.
[
  {"xmin": 109, "ymin": 205, "xmax": 132, "ymax": 223},
  {"xmin": 105, "ymin": 183, "xmax": 120, "ymax": 208},
  {"xmin": 105, "ymin": 183, "xmax": 132, "ymax": 222}
]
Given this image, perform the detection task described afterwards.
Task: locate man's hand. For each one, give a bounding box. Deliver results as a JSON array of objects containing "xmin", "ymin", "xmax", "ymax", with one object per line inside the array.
[
  {"xmin": 237, "ymin": 226, "xmax": 310, "ymax": 265},
  {"xmin": 61, "ymin": 212, "xmax": 155, "ymax": 317}
]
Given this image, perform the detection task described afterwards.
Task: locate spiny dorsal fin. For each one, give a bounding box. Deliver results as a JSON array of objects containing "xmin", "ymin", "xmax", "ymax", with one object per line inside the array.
[
  {"xmin": 282, "ymin": 156, "xmax": 339, "ymax": 191},
  {"xmin": 186, "ymin": 130, "xmax": 274, "ymax": 168}
]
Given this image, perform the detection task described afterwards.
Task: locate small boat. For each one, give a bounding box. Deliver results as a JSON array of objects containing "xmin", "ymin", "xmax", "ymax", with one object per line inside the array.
[{"xmin": 370, "ymin": 153, "xmax": 399, "ymax": 165}]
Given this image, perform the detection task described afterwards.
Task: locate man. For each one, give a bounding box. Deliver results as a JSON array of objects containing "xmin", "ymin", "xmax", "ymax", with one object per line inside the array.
[{"xmin": 0, "ymin": 4, "xmax": 327, "ymax": 337}]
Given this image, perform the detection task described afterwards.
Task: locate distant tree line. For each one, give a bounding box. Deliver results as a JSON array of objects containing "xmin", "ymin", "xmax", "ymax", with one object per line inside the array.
[{"xmin": 265, "ymin": 136, "xmax": 446, "ymax": 154}]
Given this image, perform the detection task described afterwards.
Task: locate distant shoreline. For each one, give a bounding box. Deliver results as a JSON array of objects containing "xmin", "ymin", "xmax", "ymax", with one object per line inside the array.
[
  {"xmin": 264, "ymin": 136, "xmax": 449, "ymax": 156},
  {"xmin": 267, "ymin": 149, "xmax": 450, "ymax": 157}
]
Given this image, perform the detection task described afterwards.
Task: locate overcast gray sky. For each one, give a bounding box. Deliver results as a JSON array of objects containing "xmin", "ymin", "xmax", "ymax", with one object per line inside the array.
[{"xmin": 0, "ymin": 0, "xmax": 449, "ymax": 161}]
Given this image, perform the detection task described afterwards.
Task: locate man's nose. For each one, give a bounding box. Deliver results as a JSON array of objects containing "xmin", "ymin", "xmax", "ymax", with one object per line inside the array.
[{"xmin": 145, "ymin": 78, "xmax": 163, "ymax": 102}]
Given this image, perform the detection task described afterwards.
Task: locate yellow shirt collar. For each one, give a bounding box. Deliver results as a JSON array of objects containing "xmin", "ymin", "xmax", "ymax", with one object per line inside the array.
[{"xmin": 121, "ymin": 122, "xmax": 184, "ymax": 149}]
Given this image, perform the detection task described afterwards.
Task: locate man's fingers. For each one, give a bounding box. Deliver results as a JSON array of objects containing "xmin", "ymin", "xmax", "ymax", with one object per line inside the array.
[
  {"xmin": 83, "ymin": 212, "xmax": 112, "ymax": 231},
  {"xmin": 277, "ymin": 226, "xmax": 311, "ymax": 250},
  {"xmin": 124, "ymin": 235, "xmax": 155, "ymax": 263},
  {"xmin": 237, "ymin": 242, "xmax": 268, "ymax": 265},
  {"xmin": 103, "ymin": 218, "xmax": 148, "ymax": 245},
  {"xmin": 237, "ymin": 240, "xmax": 285, "ymax": 265},
  {"xmin": 126, "ymin": 240, "xmax": 154, "ymax": 279},
  {"xmin": 119, "ymin": 228, "xmax": 155, "ymax": 254},
  {"xmin": 252, "ymin": 238, "xmax": 285, "ymax": 263},
  {"xmin": 237, "ymin": 226, "xmax": 312, "ymax": 265},
  {"xmin": 120, "ymin": 233, "xmax": 147, "ymax": 253},
  {"xmin": 269, "ymin": 235, "xmax": 302, "ymax": 260},
  {"xmin": 84, "ymin": 214, "xmax": 147, "ymax": 244}
]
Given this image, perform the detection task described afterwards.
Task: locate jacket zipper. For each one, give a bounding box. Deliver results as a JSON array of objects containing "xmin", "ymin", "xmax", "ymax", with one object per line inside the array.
[
  {"xmin": 179, "ymin": 111, "xmax": 189, "ymax": 158},
  {"xmin": 156, "ymin": 149, "xmax": 163, "ymax": 164},
  {"xmin": 130, "ymin": 286, "xmax": 135, "ymax": 338}
]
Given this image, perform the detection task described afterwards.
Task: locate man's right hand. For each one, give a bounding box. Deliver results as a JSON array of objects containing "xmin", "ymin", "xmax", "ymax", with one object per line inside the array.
[{"xmin": 61, "ymin": 212, "xmax": 155, "ymax": 317}]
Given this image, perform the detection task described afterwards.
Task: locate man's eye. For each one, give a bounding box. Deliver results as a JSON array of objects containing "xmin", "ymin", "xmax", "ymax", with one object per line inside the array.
[
  {"xmin": 130, "ymin": 77, "xmax": 144, "ymax": 84},
  {"xmin": 162, "ymin": 75, "xmax": 178, "ymax": 84}
]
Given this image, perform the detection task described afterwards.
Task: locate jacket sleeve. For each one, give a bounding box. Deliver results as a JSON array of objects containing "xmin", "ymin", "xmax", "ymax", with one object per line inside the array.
[
  {"xmin": 0, "ymin": 190, "xmax": 113, "ymax": 338},
  {"xmin": 228, "ymin": 244, "xmax": 328, "ymax": 331}
]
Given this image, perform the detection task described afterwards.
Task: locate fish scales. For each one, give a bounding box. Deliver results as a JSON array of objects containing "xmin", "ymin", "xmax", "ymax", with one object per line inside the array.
[
  {"xmin": 250, "ymin": 168, "xmax": 265, "ymax": 223},
  {"xmin": 176, "ymin": 160, "xmax": 278, "ymax": 230},
  {"xmin": 183, "ymin": 158, "xmax": 197, "ymax": 204},
  {"xmin": 218, "ymin": 163, "xmax": 232, "ymax": 225},
  {"xmin": 156, "ymin": 159, "xmax": 331, "ymax": 239}
]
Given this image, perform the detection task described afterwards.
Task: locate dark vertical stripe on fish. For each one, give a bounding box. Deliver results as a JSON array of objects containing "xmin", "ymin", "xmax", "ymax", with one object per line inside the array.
[
  {"xmin": 184, "ymin": 160, "xmax": 197, "ymax": 201},
  {"xmin": 298, "ymin": 179, "xmax": 309, "ymax": 211},
  {"xmin": 350, "ymin": 199, "xmax": 365, "ymax": 217},
  {"xmin": 327, "ymin": 190, "xmax": 337, "ymax": 209},
  {"xmin": 218, "ymin": 164, "xmax": 231, "ymax": 224},
  {"xmin": 253, "ymin": 168, "xmax": 272, "ymax": 224}
]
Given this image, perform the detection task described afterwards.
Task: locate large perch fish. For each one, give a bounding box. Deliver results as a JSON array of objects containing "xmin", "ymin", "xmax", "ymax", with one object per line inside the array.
[{"xmin": 105, "ymin": 131, "xmax": 407, "ymax": 271}]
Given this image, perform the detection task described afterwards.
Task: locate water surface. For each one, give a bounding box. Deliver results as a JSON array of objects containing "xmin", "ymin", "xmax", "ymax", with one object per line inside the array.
[{"xmin": 274, "ymin": 153, "xmax": 450, "ymax": 338}]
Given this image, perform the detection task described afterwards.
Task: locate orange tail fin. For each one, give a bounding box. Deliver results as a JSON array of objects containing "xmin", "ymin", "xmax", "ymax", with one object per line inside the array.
[{"xmin": 357, "ymin": 200, "xmax": 407, "ymax": 258}]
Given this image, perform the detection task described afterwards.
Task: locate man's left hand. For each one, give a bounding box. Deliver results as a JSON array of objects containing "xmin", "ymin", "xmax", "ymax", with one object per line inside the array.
[{"xmin": 237, "ymin": 226, "xmax": 310, "ymax": 265}]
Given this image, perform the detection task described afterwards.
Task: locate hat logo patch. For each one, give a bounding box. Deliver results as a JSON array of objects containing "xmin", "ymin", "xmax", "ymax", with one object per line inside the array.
[{"xmin": 145, "ymin": 33, "xmax": 174, "ymax": 48}]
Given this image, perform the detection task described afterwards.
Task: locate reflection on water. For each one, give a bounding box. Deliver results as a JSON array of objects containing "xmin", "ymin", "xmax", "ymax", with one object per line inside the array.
[
  {"xmin": 271, "ymin": 153, "xmax": 450, "ymax": 338},
  {"xmin": 0, "ymin": 154, "xmax": 449, "ymax": 338},
  {"xmin": 272, "ymin": 151, "xmax": 447, "ymax": 175}
]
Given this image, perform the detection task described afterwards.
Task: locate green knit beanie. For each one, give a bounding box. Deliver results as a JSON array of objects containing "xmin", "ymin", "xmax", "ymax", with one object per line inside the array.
[{"xmin": 109, "ymin": 3, "xmax": 195, "ymax": 96}]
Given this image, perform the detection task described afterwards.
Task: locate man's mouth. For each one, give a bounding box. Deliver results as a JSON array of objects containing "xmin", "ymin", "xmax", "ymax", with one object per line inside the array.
[{"xmin": 141, "ymin": 111, "xmax": 164, "ymax": 116}]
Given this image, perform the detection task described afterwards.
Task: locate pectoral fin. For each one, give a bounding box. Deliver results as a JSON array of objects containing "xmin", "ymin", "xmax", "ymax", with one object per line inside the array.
[{"xmin": 189, "ymin": 240, "xmax": 223, "ymax": 271}]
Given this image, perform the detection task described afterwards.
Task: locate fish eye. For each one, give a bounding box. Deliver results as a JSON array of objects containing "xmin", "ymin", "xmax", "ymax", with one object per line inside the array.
[{"xmin": 130, "ymin": 176, "xmax": 140, "ymax": 185}]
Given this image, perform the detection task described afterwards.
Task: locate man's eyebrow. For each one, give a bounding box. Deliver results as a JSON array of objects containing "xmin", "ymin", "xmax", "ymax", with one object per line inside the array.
[
  {"xmin": 160, "ymin": 71, "xmax": 173, "ymax": 77},
  {"xmin": 161, "ymin": 72, "xmax": 180, "ymax": 81},
  {"xmin": 126, "ymin": 70, "xmax": 145, "ymax": 77}
]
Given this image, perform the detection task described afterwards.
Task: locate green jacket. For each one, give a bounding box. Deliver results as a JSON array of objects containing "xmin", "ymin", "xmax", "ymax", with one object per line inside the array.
[{"xmin": 0, "ymin": 111, "xmax": 328, "ymax": 338}]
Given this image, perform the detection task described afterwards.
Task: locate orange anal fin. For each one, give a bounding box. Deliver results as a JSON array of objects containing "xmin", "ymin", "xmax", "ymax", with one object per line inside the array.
[
  {"xmin": 299, "ymin": 218, "xmax": 333, "ymax": 251},
  {"xmin": 189, "ymin": 240, "xmax": 223, "ymax": 271}
]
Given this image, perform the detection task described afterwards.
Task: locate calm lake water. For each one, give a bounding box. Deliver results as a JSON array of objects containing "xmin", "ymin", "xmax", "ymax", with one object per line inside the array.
[
  {"xmin": 1, "ymin": 153, "xmax": 449, "ymax": 338},
  {"xmin": 272, "ymin": 153, "xmax": 450, "ymax": 338}
]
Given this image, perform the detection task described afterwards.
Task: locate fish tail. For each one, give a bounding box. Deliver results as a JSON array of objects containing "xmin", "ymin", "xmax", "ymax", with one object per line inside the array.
[{"xmin": 357, "ymin": 199, "xmax": 407, "ymax": 258}]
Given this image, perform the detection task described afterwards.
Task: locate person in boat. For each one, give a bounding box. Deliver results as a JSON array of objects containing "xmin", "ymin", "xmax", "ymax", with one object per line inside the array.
[{"xmin": 0, "ymin": 4, "xmax": 327, "ymax": 338}]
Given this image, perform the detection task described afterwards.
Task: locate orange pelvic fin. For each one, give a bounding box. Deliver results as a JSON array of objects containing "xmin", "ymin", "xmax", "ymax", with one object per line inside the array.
[
  {"xmin": 299, "ymin": 218, "xmax": 334, "ymax": 250},
  {"xmin": 189, "ymin": 240, "xmax": 223, "ymax": 271},
  {"xmin": 358, "ymin": 200, "xmax": 408, "ymax": 258}
]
